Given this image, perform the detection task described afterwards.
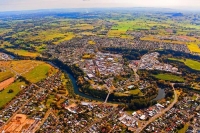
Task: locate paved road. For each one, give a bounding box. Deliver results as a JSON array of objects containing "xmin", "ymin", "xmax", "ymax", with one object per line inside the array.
[{"xmin": 135, "ymin": 83, "xmax": 178, "ymax": 133}]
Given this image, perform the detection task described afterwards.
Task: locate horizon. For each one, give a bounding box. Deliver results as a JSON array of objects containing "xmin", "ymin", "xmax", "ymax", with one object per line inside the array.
[{"xmin": 1, "ymin": 0, "xmax": 200, "ymax": 12}]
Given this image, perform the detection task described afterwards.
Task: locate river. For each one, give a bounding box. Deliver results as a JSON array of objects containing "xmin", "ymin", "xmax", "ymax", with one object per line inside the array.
[
  {"xmin": 48, "ymin": 61, "xmax": 103, "ymax": 101},
  {"xmin": 2, "ymin": 51, "xmax": 166, "ymax": 102}
]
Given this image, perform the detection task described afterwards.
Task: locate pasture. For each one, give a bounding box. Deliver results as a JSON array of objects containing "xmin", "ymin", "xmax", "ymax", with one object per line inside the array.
[
  {"xmin": 23, "ymin": 62, "xmax": 57, "ymax": 83},
  {"xmin": 6, "ymin": 49, "xmax": 40, "ymax": 57},
  {"xmin": 153, "ymin": 74, "xmax": 184, "ymax": 82},
  {"xmin": 0, "ymin": 60, "xmax": 41, "ymax": 75},
  {"xmin": 169, "ymin": 58, "xmax": 200, "ymax": 71},
  {"xmin": 187, "ymin": 43, "xmax": 200, "ymax": 53},
  {"xmin": 0, "ymin": 69, "xmax": 14, "ymax": 82}
]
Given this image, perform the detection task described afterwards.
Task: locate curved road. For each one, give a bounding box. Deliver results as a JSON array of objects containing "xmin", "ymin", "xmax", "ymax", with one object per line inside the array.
[{"xmin": 136, "ymin": 83, "xmax": 178, "ymax": 133}]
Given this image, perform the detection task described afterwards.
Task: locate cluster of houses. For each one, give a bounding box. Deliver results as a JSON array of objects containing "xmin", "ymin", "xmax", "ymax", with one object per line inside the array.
[
  {"xmin": 0, "ymin": 84, "xmax": 40, "ymax": 127},
  {"xmin": 145, "ymin": 93, "xmax": 200, "ymax": 133},
  {"xmin": 0, "ymin": 72, "xmax": 63, "ymax": 132},
  {"xmin": 80, "ymin": 52, "xmax": 124, "ymax": 79},
  {"xmin": 0, "ymin": 53, "xmax": 12, "ymax": 61},
  {"xmin": 130, "ymin": 52, "xmax": 181, "ymax": 74},
  {"xmin": 156, "ymin": 35, "xmax": 192, "ymax": 42},
  {"xmin": 85, "ymin": 108, "xmax": 122, "ymax": 133},
  {"xmin": 118, "ymin": 102, "xmax": 169, "ymax": 132},
  {"xmin": 39, "ymin": 114, "xmax": 58, "ymax": 133},
  {"xmin": 39, "ymin": 102, "xmax": 117, "ymax": 133}
]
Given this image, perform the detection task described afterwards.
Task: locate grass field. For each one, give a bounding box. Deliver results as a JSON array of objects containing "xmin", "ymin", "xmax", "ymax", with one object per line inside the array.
[
  {"xmin": 23, "ymin": 63, "xmax": 57, "ymax": 83},
  {"xmin": 6, "ymin": 49, "xmax": 40, "ymax": 57},
  {"xmin": 0, "ymin": 70, "xmax": 14, "ymax": 82},
  {"xmin": 0, "ymin": 60, "xmax": 42, "ymax": 75},
  {"xmin": 187, "ymin": 43, "xmax": 200, "ymax": 53},
  {"xmin": 153, "ymin": 74, "xmax": 184, "ymax": 82},
  {"xmin": 169, "ymin": 58, "xmax": 200, "ymax": 71},
  {"xmin": 129, "ymin": 89, "xmax": 143, "ymax": 96},
  {"xmin": 0, "ymin": 80, "xmax": 27, "ymax": 108}
]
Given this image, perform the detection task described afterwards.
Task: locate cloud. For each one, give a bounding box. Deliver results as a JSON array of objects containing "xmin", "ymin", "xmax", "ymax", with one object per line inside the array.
[{"xmin": 0, "ymin": 0, "xmax": 200, "ymax": 11}]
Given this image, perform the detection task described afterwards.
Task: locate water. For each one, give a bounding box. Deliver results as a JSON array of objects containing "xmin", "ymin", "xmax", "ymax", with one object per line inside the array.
[
  {"xmin": 48, "ymin": 61, "xmax": 103, "ymax": 101},
  {"xmin": 153, "ymin": 88, "xmax": 165, "ymax": 101}
]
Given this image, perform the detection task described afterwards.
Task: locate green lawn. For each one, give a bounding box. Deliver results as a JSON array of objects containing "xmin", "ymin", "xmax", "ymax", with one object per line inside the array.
[
  {"xmin": 0, "ymin": 80, "xmax": 26, "ymax": 108},
  {"xmin": 153, "ymin": 74, "xmax": 184, "ymax": 82},
  {"xmin": 169, "ymin": 58, "xmax": 200, "ymax": 71},
  {"xmin": 0, "ymin": 70, "xmax": 14, "ymax": 82},
  {"xmin": 129, "ymin": 89, "xmax": 143, "ymax": 96},
  {"xmin": 23, "ymin": 63, "xmax": 51, "ymax": 83}
]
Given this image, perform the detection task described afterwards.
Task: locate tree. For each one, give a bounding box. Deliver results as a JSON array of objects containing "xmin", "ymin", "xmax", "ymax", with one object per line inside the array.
[{"xmin": 8, "ymin": 89, "xmax": 14, "ymax": 93}]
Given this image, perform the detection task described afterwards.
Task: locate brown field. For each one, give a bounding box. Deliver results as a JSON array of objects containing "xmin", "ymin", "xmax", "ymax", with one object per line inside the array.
[
  {"xmin": 0, "ymin": 114, "xmax": 35, "ymax": 133},
  {"xmin": 0, "ymin": 60, "xmax": 42, "ymax": 75},
  {"xmin": 0, "ymin": 77, "xmax": 15, "ymax": 91}
]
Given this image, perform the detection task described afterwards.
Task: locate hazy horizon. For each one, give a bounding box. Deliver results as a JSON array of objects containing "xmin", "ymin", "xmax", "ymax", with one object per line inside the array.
[{"xmin": 1, "ymin": 0, "xmax": 200, "ymax": 12}]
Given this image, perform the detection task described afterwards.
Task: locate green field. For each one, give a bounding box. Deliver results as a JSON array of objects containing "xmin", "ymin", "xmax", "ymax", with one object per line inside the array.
[
  {"xmin": 187, "ymin": 43, "xmax": 200, "ymax": 53},
  {"xmin": 6, "ymin": 49, "xmax": 40, "ymax": 57},
  {"xmin": 0, "ymin": 70, "xmax": 14, "ymax": 82},
  {"xmin": 23, "ymin": 63, "xmax": 54, "ymax": 83},
  {"xmin": 153, "ymin": 74, "xmax": 184, "ymax": 82},
  {"xmin": 129, "ymin": 89, "xmax": 143, "ymax": 96},
  {"xmin": 169, "ymin": 58, "xmax": 200, "ymax": 71},
  {"xmin": 0, "ymin": 80, "xmax": 26, "ymax": 108}
]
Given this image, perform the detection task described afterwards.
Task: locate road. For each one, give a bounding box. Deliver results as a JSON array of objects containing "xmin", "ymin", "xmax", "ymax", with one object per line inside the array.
[{"xmin": 135, "ymin": 83, "xmax": 178, "ymax": 133}]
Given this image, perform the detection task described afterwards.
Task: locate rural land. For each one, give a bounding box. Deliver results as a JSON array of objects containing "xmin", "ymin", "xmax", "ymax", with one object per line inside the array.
[{"xmin": 0, "ymin": 8, "xmax": 199, "ymax": 133}]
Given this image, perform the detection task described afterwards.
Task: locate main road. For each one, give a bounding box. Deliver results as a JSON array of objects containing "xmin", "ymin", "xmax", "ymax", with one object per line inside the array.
[{"xmin": 135, "ymin": 83, "xmax": 178, "ymax": 133}]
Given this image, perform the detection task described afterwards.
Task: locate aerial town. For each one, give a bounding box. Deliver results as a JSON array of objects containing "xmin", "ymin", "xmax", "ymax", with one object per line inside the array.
[{"xmin": 0, "ymin": 7, "xmax": 200, "ymax": 133}]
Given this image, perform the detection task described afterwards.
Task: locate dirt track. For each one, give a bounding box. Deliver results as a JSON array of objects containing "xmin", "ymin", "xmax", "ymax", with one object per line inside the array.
[{"xmin": 0, "ymin": 77, "xmax": 15, "ymax": 91}]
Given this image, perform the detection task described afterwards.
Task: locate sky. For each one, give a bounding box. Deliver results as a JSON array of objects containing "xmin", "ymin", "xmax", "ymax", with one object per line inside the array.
[{"xmin": 0, "ymin": 0, "xmax": 200, "ymax": 12}]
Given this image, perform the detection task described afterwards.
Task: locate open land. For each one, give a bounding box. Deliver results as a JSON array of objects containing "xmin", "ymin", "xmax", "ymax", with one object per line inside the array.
[
  {"xmin": 169, "ymin": 58, "xmax": 200, "ymax": 71},
  {"xmin": 153, "ymin": 73, "xmax": 185, "ymax": 82}
]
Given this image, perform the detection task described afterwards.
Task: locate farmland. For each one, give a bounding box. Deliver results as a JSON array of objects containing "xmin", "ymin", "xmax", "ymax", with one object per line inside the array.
[
  {"xmin": 169, "ymin": 58, "xmax": 200, "ymax": 71},
  {"xmin": 0, "ymin": 60, "xmax": 41, "ymax": 75},
  {"xmin": 153, "ymin": 73, "xmax": 184, "ymax": 82},
  {"xmin": 6, "ymin": 49, "xmax": 40, "ymax": 57},
  {"xmin": 23, "ymin": 63, "xmax": 57, "ymax": 83}
]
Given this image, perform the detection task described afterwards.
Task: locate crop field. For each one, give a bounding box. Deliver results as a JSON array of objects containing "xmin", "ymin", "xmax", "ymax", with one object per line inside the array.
[
  {"xmin": 153, "ymin": 74, "xmax": 184, "ymax": 82},
  {"xmin": 12, "ymin": 29, "xmax": 75, "ymax": 46},
  {"xmin": 169, "ymin": 58, "xmax": 200, "ymax": 71},
  {"xmin": 6, "ymin": 49, "xmax": 40, "ymax": 57},
  {"xmin": 23, "ymin": 62, "xmax": 57, "ymax": 83},
  {"xmin": 0, "ymin": 79, "xmax": 27, "ymax": 108}
]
